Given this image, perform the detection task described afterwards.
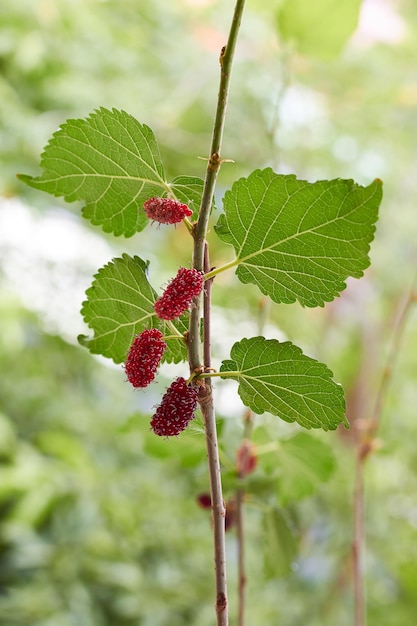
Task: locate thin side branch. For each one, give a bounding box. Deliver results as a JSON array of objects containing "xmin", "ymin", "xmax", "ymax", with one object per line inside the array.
[
  {"xmin": 352, "ymin": 270, "xmax": 417, "ymax": 626},
  {"xmin": 236, "ymin": 487, "xmax": 246, "ymax": 626},
  {"xmin": 236, "ymin": 410, "xmax": 254, "ymax": 626},
  {"xmin": 202, "ymin": 244, "xmax": 228, "ymax": 624},
  {"xmin": 352, "ymin": 448, "xmax": 366, "ymax": 626},
  {"xmin": 368, "ymin": 271, "xmax": 417, "ymax": 434}
]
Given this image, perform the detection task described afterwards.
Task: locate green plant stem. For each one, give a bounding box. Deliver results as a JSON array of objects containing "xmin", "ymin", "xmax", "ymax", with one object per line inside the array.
[
  {"xmin": 163, "ymin": 333, "xmax": 186, "ymax": 342},
  {"xmin": 164, "ymin": 320, "xmax": 188, "ymax": 342},
  {"xmin": 189, "ymin": 0, "xmax": 246, "ymax": 369},
  {"xmin": 187, "ymin": 2, "xmax": 246, "ymax": 625},
  {"xmin": 199, "ymin": 370, "xmax": 240, "ymax": 379},
  {"xmin": 194, "ymin": 0, "xmax": 245, "ymax": 259},
  {"xmin": 204, "ymin": 259, "xmax": 240, "ymax": 281},
  {"xmin": 203, "ymin": 243, "xmax": 213, "ymax": 369}
]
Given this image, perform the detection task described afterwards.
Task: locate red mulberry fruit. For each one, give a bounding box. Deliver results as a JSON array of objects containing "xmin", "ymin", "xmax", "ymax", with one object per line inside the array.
[
  {"xmin": 196, "ymin": 493, "xmax": 212, "ymax": 509},
  {"xmin": 125, "ymin": 329, "xmax": 166, "ymax": 388},
  {"xmin": 151, "ymin": 377, "xmax": 198, "ymax": 437},
  {"xmin": 155, "ymin": 267, "xmax": 204, "ymax": 320},
  {"xmin": 143, "ymin": 197, "xmax": 192, "ymax": 225}
]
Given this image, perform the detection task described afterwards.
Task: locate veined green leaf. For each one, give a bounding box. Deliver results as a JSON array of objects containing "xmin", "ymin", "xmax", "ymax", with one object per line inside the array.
[
  {"xmin": 214, "ymin": 168, "xmax": 382, "ymax": 307},
  {"xmin": 18, "ymin": 108, "xmax": 203, "ymax": 237},
  {"xmin": 220, "ymin": 336, "xmax": 347, "ymax": 431},
  {"xmin": 277, "ymin": 0, "xmax": 362, "ymax": 60},
  {"xmin": 78, "ymin": 254, "xmax": 187, "ymax": 364}
]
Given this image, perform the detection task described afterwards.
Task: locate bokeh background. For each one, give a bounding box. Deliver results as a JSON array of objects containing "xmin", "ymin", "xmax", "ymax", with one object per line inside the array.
[{"xmin": 1, "ymin": 0, "xmax": 417, "ymax": 624}]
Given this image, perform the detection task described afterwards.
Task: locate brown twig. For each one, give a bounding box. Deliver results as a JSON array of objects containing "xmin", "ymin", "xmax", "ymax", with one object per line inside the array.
[
  {"xmin": 201, "ymin": 243, "xmax": 227, "ymax": 623},
  {"xmin": 368, "ymin": 271, "xmax": 417, "ymax": 435}
]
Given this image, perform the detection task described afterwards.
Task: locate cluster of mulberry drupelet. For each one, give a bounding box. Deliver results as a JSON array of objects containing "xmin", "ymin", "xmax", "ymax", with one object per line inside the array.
[
  {"xmin": 150, "ymin": 377, "xmax": 198, "ymax": 437},
  {"xmin": 125, "ymin": 329, "xmax": 199, "ymax": 436},
  {"xmin": 124, "ymin": 198, "xmax": 203, "ymax": 437},
  {"xmin": 125, "ymin": 329, "xmax": 166, "ymax": 388},
  {"xmin": 155, "ymin": 267, "xmax": 204, "ymax": 320},
  {"xmin": 143, "ymin": 196, "xmax": 192, "ymax": 225}
]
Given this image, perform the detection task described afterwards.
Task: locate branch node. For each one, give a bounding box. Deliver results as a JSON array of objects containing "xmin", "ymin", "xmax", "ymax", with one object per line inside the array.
[
  {"xmin": 219, "ymin": 45, "xmax": 226, "ymax": 66},
  {"xmin": 216, "ymin": 592, "xmax": 228, "ymax": 612},
  {"xmin": 208, "ymin": 152, "xmax": 222, "ymax": 172},
  {"xmin": 197, "ymin": 379, "xmax": 213, "ymax": 407}
]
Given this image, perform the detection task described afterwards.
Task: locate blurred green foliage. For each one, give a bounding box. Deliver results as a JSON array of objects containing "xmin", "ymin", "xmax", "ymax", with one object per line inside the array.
[{"xmin": 1, "ymin": 0, "xmax": 417, "ymax": 624}]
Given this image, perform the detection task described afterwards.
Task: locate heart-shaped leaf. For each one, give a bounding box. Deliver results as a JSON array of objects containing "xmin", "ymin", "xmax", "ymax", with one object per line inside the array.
[
  {"xmin": 18, "ymin": 109, "xmax": 205, "ymax": 237},
  {"xmin": 215, "ymin": 168, "xmax": 382, "ymax": 307},
  {"xmin": 220, "ymin": 336, "xmax": 347, "ymax": 431},
  {"xmin": 78, "ymin": 254, "xmax": 187, "ymax": 364}
]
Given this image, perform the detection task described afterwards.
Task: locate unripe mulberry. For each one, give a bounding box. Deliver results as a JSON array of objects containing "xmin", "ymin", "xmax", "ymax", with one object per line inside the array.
[
  {"xmin": 155, "ymin": 267, "xmax": 204, "ymax": 320},
  {"xmin": 125, "ymin": 329, "xmax": 166, "ymax": 388},
  {"xmin": 236, "ymin": 440, "xmax": 258, "ymax": 477},
  {"xmin": 143, "ymin": 197, "xmax": 192, "ymax": 225},
  {"xmin": 151, "ymin": 377, "xmax": 198, "ymax": 437}
]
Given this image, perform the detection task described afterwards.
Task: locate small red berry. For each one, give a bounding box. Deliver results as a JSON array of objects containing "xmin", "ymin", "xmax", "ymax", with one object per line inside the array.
[
  {"xmin": 197, "ymin": 494, "xmax": 236, "ymax": 531},
  {"xmin": 143, "ymin": 197, "xmax": 192, "ymax": 225},
  {"xmin": 151, "ymin": 377, "xmax": 198, "ymax": 437},
  {"xmin": 125, "ymin": 329, "xmax": 166, "ymax": 388},
  {"xmin": 155, "ymin": 267, "xmax": 204, "ymax": 320},
  {"xmin": 197, "ymin": 493, "xmax": 212, "ymax": 509}
]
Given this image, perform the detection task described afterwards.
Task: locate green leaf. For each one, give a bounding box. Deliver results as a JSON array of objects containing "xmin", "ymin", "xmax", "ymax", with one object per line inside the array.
[
  {"xmin": 215, "ymin": 168, "xmax": 382, "ymax": 307},
  {"xmin": 220, "ymin": 336, "xmax": 347, "ymax": 430},
  {"xmin": 170, "ymin": 175, "xmax": 205, "ymax": 220},
  {"xmin": 263, "ymin": 507, "xmax": 297, "ymax": 579},
  {"xmin": 277, "ymin": 432, "xmax": 336, "ymax": 504},
  {"xmin": 277, "ymin": 0, "xmax": 362, "ymax": 60},
  {"xmin": 78, "ymin": 254, "xmax": 187, "ymax": 364},
  {"xmin": 18, "ymin": 108, "xmax": 169, "ymax": 237}
]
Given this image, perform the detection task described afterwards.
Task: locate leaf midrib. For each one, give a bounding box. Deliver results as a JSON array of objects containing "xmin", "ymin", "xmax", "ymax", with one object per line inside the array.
[
  {"xmin": 34, "ymin": 171, "xmax": 170, "ymax": 191},
  {"xmin": 239, "ymin": 375, "xmax": 339, "ymax": 424},
  {"xmin": 233, "ymin": 190, "xmax": 373, "ymax": 266}
]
